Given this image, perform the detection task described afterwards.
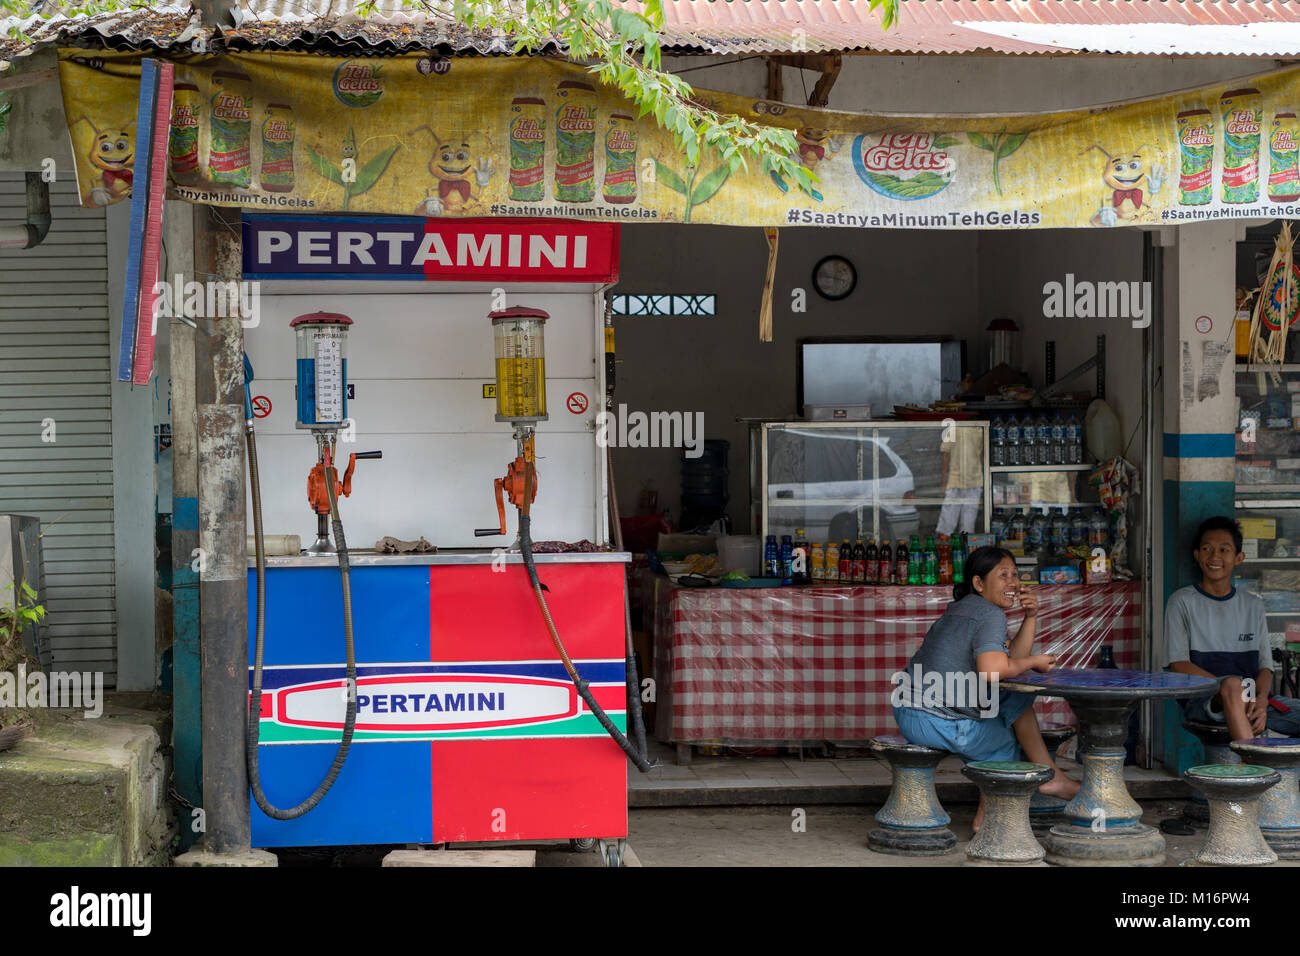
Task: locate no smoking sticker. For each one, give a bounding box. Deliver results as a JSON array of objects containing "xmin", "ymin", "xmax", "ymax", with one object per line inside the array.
[
  {"xmin": 252, "ymin": 396, "xmax": 272, "ymax": 418},
  {"xmin": 1195, "ymin": 315, "xmax": 1213, "ymax": 334},
  {"xmin": 566, "ymin": 392, "xmax": 588, "ymax": 414}
]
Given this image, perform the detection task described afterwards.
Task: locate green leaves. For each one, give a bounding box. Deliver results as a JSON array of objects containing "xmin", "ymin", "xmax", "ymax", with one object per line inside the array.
[
  {"xmin": 690, "ymin": 163, "xmax": 729, "ymax": 206},
  {"xmin": 353, "ymin": 143, "xmax": 399, "ymax": 196},
  {"xmin": 654, "ymin": 159, "xmax": 687, "ymax": 196},
  {"xmin": 307, "ymin": 147, "xmax": 344, "ymax": 186},
  {"xmin": 967, "ymin": 128, "xmax": 1030, "ymax": 195}
]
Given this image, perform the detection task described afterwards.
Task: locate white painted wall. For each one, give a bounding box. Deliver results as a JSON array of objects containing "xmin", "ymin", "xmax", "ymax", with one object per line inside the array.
[
  {"xmin": 242, "ymin": 289, "xmax": 606, "ymax": 549},
  {"xmin": 672, "ymin": 53, "xmax": 1286, "ymax": 114},
  {"xmin": 106, "ymin": 201, "xmax": 157, "ymax": 690}
]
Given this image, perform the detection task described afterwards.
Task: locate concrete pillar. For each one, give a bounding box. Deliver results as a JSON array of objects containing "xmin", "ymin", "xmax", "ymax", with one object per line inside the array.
[
  {"xmin": 1159, "ymin": 219, "xmax": 1246, "ymax": 773},
  {"xmin": 164, "ymin": 200, "xmax": 202, "ymax": 845},
  {"xmin": 192, "ymin": 205, "xmax": 250, "ymax": 854}
]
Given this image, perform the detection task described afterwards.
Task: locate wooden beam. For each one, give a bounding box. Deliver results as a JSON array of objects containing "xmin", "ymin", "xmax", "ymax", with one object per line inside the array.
[
  {"xmin": 765, "ymin": 58, "xmax": 784, "ymax": 102},
  {"xmin": 808, "ymin": 53, "xmax": 842, "ymax": 108}
]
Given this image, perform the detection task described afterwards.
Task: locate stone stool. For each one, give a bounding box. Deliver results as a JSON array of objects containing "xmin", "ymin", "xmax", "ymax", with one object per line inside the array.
[
  {"xmin": 1230, "ymin": 738, "xmax": 1300, "ymax": 860},
  {"xmin": 1029, "ymin": 724, "xmax": 1076, "ymax": 833},
  {"xmin": 962, "ymin": 761, "xmax": 1053, "ymax": 866},
  {"xmin": 868, "ymin": 735, "xmax": 956, "ymax": 855},
  {"xmin": 1182, "ymin": 719, "xmax": 1240, "ymax": 826},
  {"xmin": 1183, "ymin": 764, "xmax": 1281, "ymax": 867}
]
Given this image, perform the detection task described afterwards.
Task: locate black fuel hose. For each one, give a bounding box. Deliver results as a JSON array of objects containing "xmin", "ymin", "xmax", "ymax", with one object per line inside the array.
[
  {"xmin": 245, "ymin": 428, "xmax": 359, "ymax": 819},
  {"xmin": 518, "ymin": 512, "xmax": 654, "ymax": 773}
]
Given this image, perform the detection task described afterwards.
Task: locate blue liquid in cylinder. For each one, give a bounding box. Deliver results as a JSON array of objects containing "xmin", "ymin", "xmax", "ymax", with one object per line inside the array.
[{"xmin": 295, "ymin": 357, "xmax": 348, "ymax": 426}]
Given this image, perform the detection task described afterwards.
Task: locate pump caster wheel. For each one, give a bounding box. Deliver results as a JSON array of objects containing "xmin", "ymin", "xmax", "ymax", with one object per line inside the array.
[
  {"xmin": 598, "ymin": 839, "xmax": 627, "ymax": 868},
  {"xmin": 569, "ymin": 838, "xmax": 597, "ymax": 852}
]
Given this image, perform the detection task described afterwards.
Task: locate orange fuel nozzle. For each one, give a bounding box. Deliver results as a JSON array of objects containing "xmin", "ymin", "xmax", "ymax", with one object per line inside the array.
[
  {"xmin": 474, "ymin": 456, "xmax": 538, "ymax": 537},
  {"xmin": 307, "ymin": 450, "xmax": 382, "ymax": 515}
]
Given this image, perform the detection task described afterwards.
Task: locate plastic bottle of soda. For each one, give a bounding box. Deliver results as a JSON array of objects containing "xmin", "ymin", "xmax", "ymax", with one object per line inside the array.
[
  {"xmin": 937, "ymin": 534, "xmax": 953, "ymax": 585},
  {"xmin": 852, "ymin": 539, "xmax": 866, "ymax": 584},
  {"xmin": 780, "ymin": 535, "xmax": 793, "ymax": 579},
  {"xmin": 907, "ymin": 534, "xmax": 922, "ymax": 584},
  {"xmin": 824, "ymin": 541, "xmax": 839, "ymax": 583},
  {"xmin": 879, "ymin": 539, "xmax": 893, "ymax": 585},
  {"xmin": 864, "ymin": 538, "xmax": 879, "ymax": 584},
  {"xmin": 895, "ymin": 539, "xmax": 909, "ymax": 586},
  {"xmin": 810, "ymin": 542, "xmax": 825, "ymax": 582},
  {"xmin": 839, "ymin": 539, "xmax": 853, "ymax": 583},
  {"xmin": 952, "ymin": 533, "xmax": 967, "ymax": 584},
  {"xmin": 763, "ymin": 535, "xmax": 779, "ymax": 576},
  {"xmin": 793, "ymin": 532, "xmax": 809, "ymax": 585},
  {"xmin": 923, "ymin": 534, "xmax": 938, "ymax": 585}
]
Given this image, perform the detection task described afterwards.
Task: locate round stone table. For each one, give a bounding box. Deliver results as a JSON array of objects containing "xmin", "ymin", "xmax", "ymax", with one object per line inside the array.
[{"xmin": 1001, "ymin": 668, "xmax": 1218, "ymax": 866}]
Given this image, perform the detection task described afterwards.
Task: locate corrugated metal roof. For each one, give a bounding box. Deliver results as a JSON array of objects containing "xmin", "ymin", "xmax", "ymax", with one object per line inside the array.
[
  {"xmin": 653, "ymin": 0, "xmax": 1300, "ymax": 55},
  {"xmin": 7, "ymin": 0, "xmax": 1300, "ymax": 60}
]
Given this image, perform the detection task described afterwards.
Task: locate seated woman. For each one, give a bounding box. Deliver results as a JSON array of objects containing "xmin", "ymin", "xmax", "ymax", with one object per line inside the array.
[{"xmin": 893, "ymin": 546, "xmax": 1081, "ymax": 830}]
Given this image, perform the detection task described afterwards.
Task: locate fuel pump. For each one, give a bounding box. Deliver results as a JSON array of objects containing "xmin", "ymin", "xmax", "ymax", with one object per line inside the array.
[
  {"xmin": 475, "ymin": 307, "xmax": 652, "ymax": 772},
  {"xmin": 245, "ymin": 311, "xmax": 380, "ymax": 819}
]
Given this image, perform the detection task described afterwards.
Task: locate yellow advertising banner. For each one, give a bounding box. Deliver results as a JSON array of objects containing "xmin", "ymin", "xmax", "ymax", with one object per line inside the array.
[{"xmin": 58, "ymin": 50, "xmax": 1300, "ymax": 229}]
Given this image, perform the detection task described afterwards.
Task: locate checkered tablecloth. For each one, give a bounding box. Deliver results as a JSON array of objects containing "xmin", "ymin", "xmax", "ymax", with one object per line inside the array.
[{"xmin": 647, "ymin": 577, "xmax": 1143, "ymax": 745}]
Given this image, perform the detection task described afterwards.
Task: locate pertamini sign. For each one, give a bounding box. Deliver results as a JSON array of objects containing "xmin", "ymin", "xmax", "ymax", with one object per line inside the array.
[
  {"xmin": 58, "ymin": 50, "xmax": 1300, "ymax": 230},
  {"xmin": 242, "ymin": 215, "xmax": 621, "ymax": 282}
]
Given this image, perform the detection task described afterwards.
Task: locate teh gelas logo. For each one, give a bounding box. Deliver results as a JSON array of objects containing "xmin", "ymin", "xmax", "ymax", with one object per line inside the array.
[
  {"xmin": 1273, "ymin": 128, "xmax": 1297, "ymax": 152},
  {"xmin": 511, "ymin": 119, "xmax": 544, "ymax": 142},
  {"xmin": 333, "ymin": 60, "xmax": 384, "ymax": 108},
  {"xmin": 212, "ymin": 92, "xmax": 249, "ymax": 122},
  {"xmin": 1181, "ymin": 125, "xmax": 1212, "ymax": 148},
  {"xmin": 1226, "ymin": 109, "xmax": 1260, "ymax": 137},
  {"xmin": 853, "ymin": 132, "xmax": 954, "ymax": 201},
  {"xmin": 558, "ymin": 105, "xmax": 595, "ymax": 133},
  {"xmin": 173, "ymin": 105, "xmax": 198, "ymax": 129}
]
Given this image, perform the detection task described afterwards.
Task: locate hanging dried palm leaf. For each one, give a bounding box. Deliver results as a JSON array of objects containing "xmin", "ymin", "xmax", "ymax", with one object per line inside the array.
[{"xmin": 1247, "ymin": 222, "xmax": 1298, "ymax": 373}]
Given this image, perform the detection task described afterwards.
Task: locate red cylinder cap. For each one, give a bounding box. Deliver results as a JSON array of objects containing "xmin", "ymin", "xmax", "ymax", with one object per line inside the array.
[
  {"xmin": 290, "ymin": 311, "xmax": 354, "ymax": 327},
  {"xmin": 986, "ymin": 318, "xmax": 1019, "ymax": 332},
  {"xmin": 488, "ymin": 306, "xmax": 549, "ymax": 321}
]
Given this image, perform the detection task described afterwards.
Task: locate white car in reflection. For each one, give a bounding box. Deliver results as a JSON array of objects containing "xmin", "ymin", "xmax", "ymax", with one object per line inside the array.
[{"xmin": 767, "ymin": 430, "xmax": 920, "ymax": 543}]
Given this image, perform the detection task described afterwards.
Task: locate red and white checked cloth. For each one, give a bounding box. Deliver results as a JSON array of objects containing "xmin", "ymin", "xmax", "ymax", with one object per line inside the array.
[{"xmin": 647, "ymin": 577, "xmax": 1142, "ymax": 744}]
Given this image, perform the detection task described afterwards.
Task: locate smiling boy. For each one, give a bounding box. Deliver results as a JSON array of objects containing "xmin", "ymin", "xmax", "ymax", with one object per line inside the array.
[{"xmin": 1164, "ymin": 516, "xmax": 1300, "ymax": 739}]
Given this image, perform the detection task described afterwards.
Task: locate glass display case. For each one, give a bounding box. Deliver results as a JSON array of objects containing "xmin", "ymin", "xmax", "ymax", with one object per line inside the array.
[
  {"xmin": 748, "ymin": 420, "xmax": 989, "ymax": 543},
  {"xmin": 1235, "ymin": 365, "xmax": 1300, "ymax": 653}
]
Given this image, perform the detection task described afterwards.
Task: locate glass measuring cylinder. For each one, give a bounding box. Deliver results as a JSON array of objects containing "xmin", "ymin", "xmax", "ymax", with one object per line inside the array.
[
  {"xmin": 491, "ymin": 308, "xmax": 549, "ymax": 423},
  {"xmin": 291, "ymin": 312, "xmax": 351, "ymax": 429}
]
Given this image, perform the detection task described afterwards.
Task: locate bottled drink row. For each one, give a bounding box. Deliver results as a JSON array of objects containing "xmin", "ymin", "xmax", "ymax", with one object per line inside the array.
[
  {"xmin": 990, "ymin": 410, "xmax": 1084, "ymax": 467},
  {"xmin": 764, "ymin": 533, "xmax": 971, "ymax": 586},
  {"xmin": 993, "ymin": 505, "xmax": 1111, "ymax": 555}
]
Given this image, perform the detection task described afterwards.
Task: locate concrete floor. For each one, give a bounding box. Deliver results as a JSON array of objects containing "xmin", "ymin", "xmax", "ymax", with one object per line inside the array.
[
  {"xmin": 628, "ymin": 738, "xmax": 1186, "ymax": 807},
  {"xmin": 273, "ymin": 743, "xmax": 1298, "ymax": 867}
]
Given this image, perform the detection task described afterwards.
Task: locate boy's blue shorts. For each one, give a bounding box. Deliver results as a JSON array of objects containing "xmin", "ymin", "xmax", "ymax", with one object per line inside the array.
[{"xmin": 894, "ymin": 690, "xmax": 1036, "ymax": 763}]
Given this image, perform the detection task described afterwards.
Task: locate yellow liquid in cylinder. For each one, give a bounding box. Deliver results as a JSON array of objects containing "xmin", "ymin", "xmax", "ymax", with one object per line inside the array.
[{"xmin": 496, "ymin": 356, "xmax": 547, "ymax": 419}]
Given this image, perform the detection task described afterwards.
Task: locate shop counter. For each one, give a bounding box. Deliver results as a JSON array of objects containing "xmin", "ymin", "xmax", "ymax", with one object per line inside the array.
[
  {"xmin": 646, "ymin": 577, "xmax": 1142, "ymax": 747},
  {"xmin": 246, "ymin": 550, "xmax": 631, "ymax": 848}
]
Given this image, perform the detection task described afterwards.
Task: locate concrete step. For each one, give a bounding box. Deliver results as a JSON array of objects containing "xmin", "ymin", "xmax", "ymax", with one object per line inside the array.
[
  {"xmin": 383, "ymin": 848, "xmax": 537, "ymax": 866},
  {"xmin": 0, "ymin": 703, "xmax": 173, "ymax": 866}
]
